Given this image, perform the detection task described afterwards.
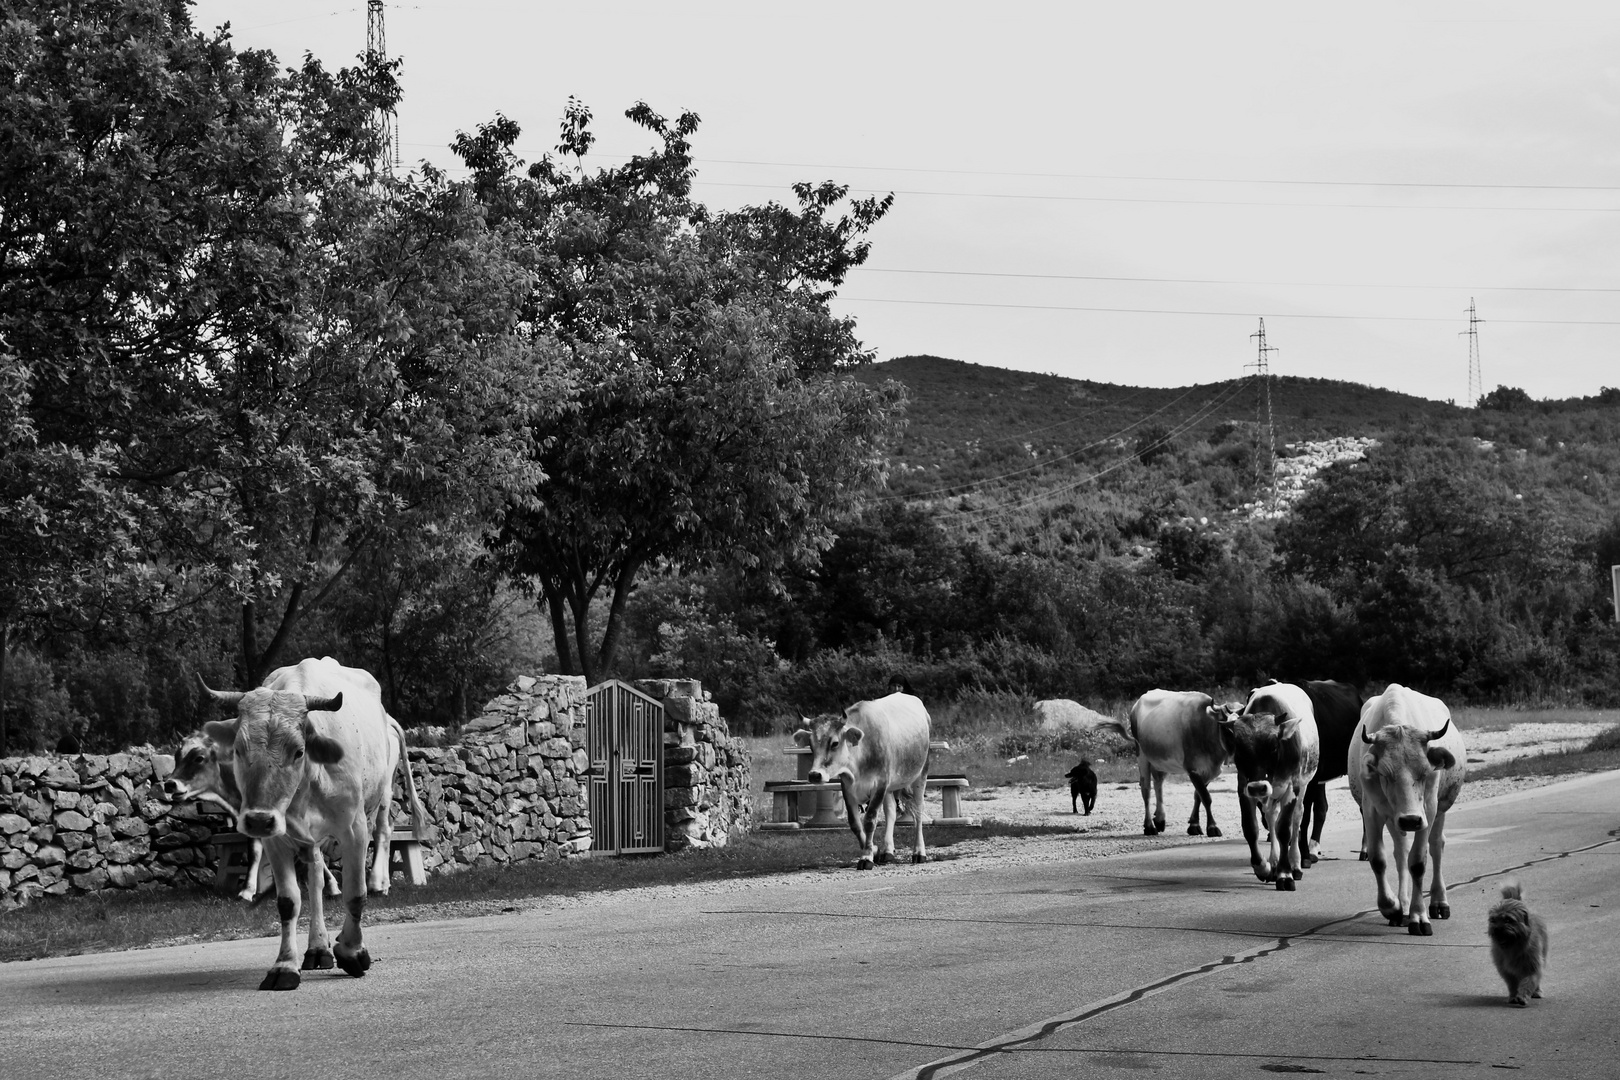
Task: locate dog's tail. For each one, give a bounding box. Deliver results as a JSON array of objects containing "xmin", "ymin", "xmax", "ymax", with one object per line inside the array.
[{"xmin": 1500, "ymin": 880, "xmax": 1523, "ymax": 901}]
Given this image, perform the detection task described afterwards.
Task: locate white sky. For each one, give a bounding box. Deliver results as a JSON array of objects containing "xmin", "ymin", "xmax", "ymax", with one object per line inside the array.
[{"xmin": 190, "ymin": 1, "xmax": 1620, "ymax": 403}]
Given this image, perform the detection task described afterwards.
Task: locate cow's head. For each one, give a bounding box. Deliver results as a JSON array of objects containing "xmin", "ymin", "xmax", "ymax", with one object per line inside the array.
[
  {"xmin": 794, "ymin": 713, "xmax": 867, "ymax": 785},
  {"xmin": 1217, "ymin": 708, "xmax": 1307, "ymax": 803},
  {"xmin": 1359, "ymin": 718, "xmax": 1454, "ymax": 833},
  {"xmin": 199, "ymin": 678, "xmax": 345, "ymax": 840},
  {"xmin": 163, "ymin": 734, "xmax": 223, "ymax": 801}
]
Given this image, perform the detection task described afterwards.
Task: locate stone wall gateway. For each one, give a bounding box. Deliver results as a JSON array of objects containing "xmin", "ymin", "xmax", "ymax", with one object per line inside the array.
[{"xmin": 632, "ymin": 679, "xmax": 752, "ymax": 851}]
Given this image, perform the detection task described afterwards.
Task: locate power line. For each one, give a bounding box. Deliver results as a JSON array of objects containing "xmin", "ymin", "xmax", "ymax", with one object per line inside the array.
[
  {"xmin": 839, "ymin": 296, "xmax": 1620, "ymax": 326},
  {"xmin": 858, "ymin": 267, "xmax": 1620, "ymax": 295},
  {"xmin": 693, "ymin": 179, "xmax": 1620, "ymax": 214}
]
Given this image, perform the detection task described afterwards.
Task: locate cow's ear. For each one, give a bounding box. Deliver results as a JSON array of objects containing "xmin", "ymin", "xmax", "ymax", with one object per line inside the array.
[
  {"xmin": 1277, "ymin": 717, "xmax": 1303, "ymax": 742},
  {"xmin": 841, "ymin": 725, "xmax": 864, "ymax": 746},
  {"xmin": 203, "ymin": 719, "xmax": 239, "ymax": 747},
  {"xmin": 791, "ymin": 728, "xmax": 812, "ymax": 748},
  {"xmin": 302, "ymin": 724, "xmax": 345, "ymax": 765},
  {"xmin": 1427, "ymin": 746, "xmax": 1456, "ymax": 771}
]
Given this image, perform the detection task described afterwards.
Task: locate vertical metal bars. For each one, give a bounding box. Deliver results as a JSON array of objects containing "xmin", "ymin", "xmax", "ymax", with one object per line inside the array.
[{"xmin": 585, "ymin": 681, "xmax": 665, "ymax": 856}]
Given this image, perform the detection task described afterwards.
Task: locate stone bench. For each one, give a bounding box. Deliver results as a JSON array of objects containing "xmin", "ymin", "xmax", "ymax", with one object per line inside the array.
[{"xmin": 760, "ymin": 775, "xmax": 978, "ymax": 832}]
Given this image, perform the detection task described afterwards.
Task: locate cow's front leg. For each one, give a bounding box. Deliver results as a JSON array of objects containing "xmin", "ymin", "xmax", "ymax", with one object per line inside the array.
[
  {"xmin": 1405, "ymin": 823, "xmax": 1433, "ymax": 936},
  {"xmin": 259, "ymin": 840, "xmax": 303, "ymax": 991},
  {"xmin": 1237, "ymin": 784, "xmax": 1270, "ymax": 881},
  {"xmin": 908, "ymin": 775, "xmax": 928, "ymax": 864},
  {"xmin": 1363, "ymin": 813, "xmax": 1399, "ymax": 924},
  {"xmin": 1427, "ymin": 813, "xmax": 1451, "ymax": 920},
  {"xmin": 300, "ymin": 842, "xmax": 335, "ymax": 971},
  {"xmin": 332, "ymin": 819, "xmax": 373, "ymax": 977},
  {"xmin": 239, "ymin": 839, "xmax": 264, "ymax": 903},
  {"xmin": 1271, "ymin": 797, "xmax": 1296, "ymax": 892},
  {"xmin": 873, "ymin": 791, "xmax": 899, "ymax": 865},
  {"xmin": 838, "ymin": 778, "xmax": 870, "ymax": 864}
]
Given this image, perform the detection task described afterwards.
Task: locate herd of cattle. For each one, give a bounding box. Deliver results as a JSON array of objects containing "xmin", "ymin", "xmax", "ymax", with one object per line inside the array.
[
  {"xmin": 171, "ymin": 655, "xmax": 1465, "ymax": 992},
  {"xmin": 795, "ymin": 678, "xmax": 1466, "ymax": 938}
]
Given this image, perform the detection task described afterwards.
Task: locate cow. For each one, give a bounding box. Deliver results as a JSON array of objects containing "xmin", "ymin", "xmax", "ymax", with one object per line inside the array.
[
  {"xmin": 794, "ymin": 691, "xmax": 931, "ymax": 870},
  {"xmin": 1217, "ymin": 682, "xmax": 1320, "ymax": 890},
  {"xmin": 1065, "ymin": 759, "xmax": 1097, "ymax": 815},
  {"xmin": 1108, "ymin": 689, "xmax": 1232, "ymax": 838},
  {"xmin": 1347, "ymin": 683, "xmax": 1466, "ymax": 937},
  {"xmin": 201, "ymin": 657, "xmax": 430, "ymax": 990},
  {"xmin": 1294, "ymin": 680, "xmax": 1365, "ymax": 866}
]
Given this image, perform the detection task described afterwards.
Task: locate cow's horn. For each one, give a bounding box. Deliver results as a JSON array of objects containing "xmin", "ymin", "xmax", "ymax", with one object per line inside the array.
[
  {"xmin": 1360, "ymin": 727, "xmax": 1375, "ymax": 743},
  {"xmin": 197, "ymin": 675, "xmax": 244, "ymax": 710},
  {"xmin": 1424, "ymin": 717, "xmax": 1451, "ymax": 743},
  {"xmin": 304, "ymin": 693, "xmax": 343, "ymax": 714}
]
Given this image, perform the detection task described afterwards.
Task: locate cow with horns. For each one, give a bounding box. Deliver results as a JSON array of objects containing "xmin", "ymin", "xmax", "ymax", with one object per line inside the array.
[{"xmin": 1348, "ymin": 683, "xmax": 1466, "ymax": 936}]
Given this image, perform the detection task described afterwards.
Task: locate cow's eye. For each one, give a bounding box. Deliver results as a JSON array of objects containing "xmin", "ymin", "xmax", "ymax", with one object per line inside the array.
[{"xmin": 292, "ymin": 748, "xmax": 305, "ymax": 760}]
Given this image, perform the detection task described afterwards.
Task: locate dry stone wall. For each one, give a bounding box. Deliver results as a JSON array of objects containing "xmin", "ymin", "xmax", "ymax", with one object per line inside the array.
[{"xmin": 0, "ymin": 673, "xmax": 753, "ymax": 906}]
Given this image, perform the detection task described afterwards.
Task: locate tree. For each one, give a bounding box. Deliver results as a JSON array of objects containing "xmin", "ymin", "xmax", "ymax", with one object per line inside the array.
[
  {"xmin": 462, "ymin": 102, "xmax": 904, "ymax": 684},
  {"xmin": 1479, "ymin": 385, "xmax": 1535, "ymax": 412}
]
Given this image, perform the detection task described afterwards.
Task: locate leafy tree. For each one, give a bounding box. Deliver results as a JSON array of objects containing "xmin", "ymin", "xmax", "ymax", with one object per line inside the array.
[
  {"xmin": 1479, "ymin": 385, "xmax": 1535, "ymax": 412},
  {"xmin": 461, "ymin": 102, "xmax": 903, "ymax": 683}
]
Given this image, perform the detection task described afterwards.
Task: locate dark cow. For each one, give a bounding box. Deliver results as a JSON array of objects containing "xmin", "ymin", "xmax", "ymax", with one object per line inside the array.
[
  {"xmin": 1110, "ymin": 689, "xmax": 1234, "ymax": 838},
  {"xmin": 1218, "ymin": 683, "xmax": 1320, "ymax": 889},
  {"xmin": 1348, "ymin": 683, "xmax": 1466, "ymax": 936},
  {"xmin": 795, "ymin": 692, "xmax": 931, "ymax": 869},
  {"xmin": 1065, "ymin": 759, "xmax": 1097, "ymax": 815},
  {"xmin": 202, "ymin": 657, "xmax": 427, "ymax": 990},
  {"xmin": 1294, "ymin": 680, "xmax": 1364, "ymax": 865}
]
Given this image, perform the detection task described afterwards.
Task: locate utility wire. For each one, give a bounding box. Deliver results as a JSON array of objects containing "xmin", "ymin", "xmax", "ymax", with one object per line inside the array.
[
  {"xmin": 841, "ymin": 297, "xmax": 1620, "ymax": 326},
  {"xmin": 857, "ymin": 267, "xmax": 1620, "ymax": 295}
]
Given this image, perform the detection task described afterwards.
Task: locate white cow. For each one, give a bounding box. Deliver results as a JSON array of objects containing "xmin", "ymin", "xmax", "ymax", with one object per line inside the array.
[
  {"xmin": 202, "ymin": 657, "xmax": 428, "ymax": 990},
  {"xmin": 1348, "ymin": 683, "xmax": 1466, "ymax": 936},
  {"xmin": 1112, "ymin": 689, "xmax": 1233, "ymax": 838},
  {"xmin": 795, "ymin": 692, "xmax": 931, "ymax": 870}
]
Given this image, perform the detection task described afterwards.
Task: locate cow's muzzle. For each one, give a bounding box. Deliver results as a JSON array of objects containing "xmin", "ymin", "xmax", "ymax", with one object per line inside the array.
[
  {"xmin": 807, "ymin": 770, "xmax": 827, "ymax": 784},
  {"xmin": 241, "ymin": 810, "xmax": 282, "ymax": 838},
  {"xmin": 1396, "ymin": 814, "xmax": 1425, "ymax": 833},
  {"xmin": 1245, "ymin": 781, "xmax": 1272, "ymax": 801}
]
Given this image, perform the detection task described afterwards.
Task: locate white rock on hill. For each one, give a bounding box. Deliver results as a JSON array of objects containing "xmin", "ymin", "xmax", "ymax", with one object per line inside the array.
[
  {"xmin": 1246, "ymin": 436, "xmax": 1377, "ymax": 520},
  {"xmin": 1033, "ymin": 699, "xmax": 1117, "ymax": 734}
]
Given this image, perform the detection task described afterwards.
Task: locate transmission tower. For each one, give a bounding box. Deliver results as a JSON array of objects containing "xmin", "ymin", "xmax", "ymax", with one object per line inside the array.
[
  {"xmin": 1247, "ymin": 318, "xmax": 1278, "ymax": 512},
  {"xmin": 366, "ymin": 1, "xmax": 398, "ymax": 177},
  {"xmin": 1461, "ymin": 298, "xmax": 1484, "ymax": 407}
]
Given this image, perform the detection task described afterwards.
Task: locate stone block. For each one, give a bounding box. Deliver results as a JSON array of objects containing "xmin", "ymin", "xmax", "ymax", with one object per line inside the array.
[
  {"xmin": 0, "ymin": 813, "xmax": 28, "ymax": 835},
  {"xmin": 35, "ymin": 845, "xmax": 66, "ymax": 867},
  {"xmin": 106, "ymin": 864, "xmax": 143, "ymax": 888},
  {"xmin": 663, "ymin": 788, "xmax": 698, "ymax": 810},
  {"xmin": 112, "ymin": 816, "xmax": 150, "ymax": 838},
  {"xmin": 28, "ymin": 823, "xmax": 56, "ymax": 845},
  {"xmin": 665, "ymin": 745, "xmax": 696, "ymax": 765},
  {"xmin": 570, "ymin": 749, "xmax": 590, "ymax": 774},
  {"xmin": 150, "ymin": 754, "xmax": 175, "ymax": 782},
  {"xmin": 66, "ymin": 848, "xmax": 103, "ymax": 870},
  {"xmin": 538, "ymin": 737, "xmax": 572, "ymax": 759},
  {"xmin": 159, "ymin": 847, "xmax": 195, "ymax": 866},
  {"xmin": 106, "ymin": 838, "xmax": 150, "ymax": 864},
  {"xmin": 54, "ymin": 810, "xmax": 92, "ymax": 832},
  {"xmin": 37, "ymin": 864, "xmax": 65, "ymax": 887},
  {"xmin": 52, "ymin": 789, "xmax": 80, "ymax": 810},
  {"xmin": 0, "ymin": 849, "xmax": 25, "ymax": 870},
  {"xmin": 60, "ymin": 832, "xmax": 94, "ymax": 853}
]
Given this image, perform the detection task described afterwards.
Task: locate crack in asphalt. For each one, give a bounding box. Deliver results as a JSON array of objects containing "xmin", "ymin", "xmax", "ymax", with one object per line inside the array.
[{"xmin": 889, "ymin": 832, "xmax": 1620, "ymax": 1079}]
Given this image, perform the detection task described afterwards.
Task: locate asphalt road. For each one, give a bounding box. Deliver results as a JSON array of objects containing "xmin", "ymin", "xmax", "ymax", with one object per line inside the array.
[{"xmin": 2, "ymin": 772, "xmax": 1616, "ymax": 1080}]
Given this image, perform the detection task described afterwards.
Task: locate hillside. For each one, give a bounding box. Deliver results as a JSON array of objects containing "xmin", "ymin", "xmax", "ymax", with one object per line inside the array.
[{"xmin": 854, "ymin": 354, "xmax": 1620, "ymax": 554}]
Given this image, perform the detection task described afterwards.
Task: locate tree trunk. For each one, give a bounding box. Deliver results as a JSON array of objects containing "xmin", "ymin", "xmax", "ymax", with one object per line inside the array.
[
  {"xmin": 592, "ymin": 556, "xmax": 643, "ymax": 682},
  {"xmin": 545, "ymin": 589, "xmax": 577, "ymax": 676}
]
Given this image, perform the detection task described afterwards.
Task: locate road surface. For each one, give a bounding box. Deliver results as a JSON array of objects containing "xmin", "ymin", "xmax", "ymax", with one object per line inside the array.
[{"xmin": 2, "ymin": 771, "xmax": 1615, "ymax": 1079}]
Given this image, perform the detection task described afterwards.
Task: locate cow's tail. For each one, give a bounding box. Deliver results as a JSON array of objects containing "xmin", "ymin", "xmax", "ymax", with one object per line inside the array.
[
  {"xmin": 1099, "ymin": 719, "xmax": 1133, "ymax": 742},
  {"xmin": 390, "ymin": 716, "xmax": 437, "ymax": 843}
]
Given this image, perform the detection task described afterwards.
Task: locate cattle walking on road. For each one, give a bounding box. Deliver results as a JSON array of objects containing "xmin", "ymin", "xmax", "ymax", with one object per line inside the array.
[
  {"xmin": 1111, "ymin": 690, "xmax": 1233, "ymax": 838},
  {"xmin": 795, "ymin": 692, "xmax": 932, "ymax": 869},
  {"xmin": 1348, "ymin": 683, "xmax": 1466, "ymax": 936},
  {"xmin": 1294, "ymin": 680, "xmax": 1364, "ymax": 865},
  {"xmin": 1219, "ymin": 683, "xmax": 1320, "ymax": 889},
  {"xmin": 201, "ymin": 657, "xmax": 431, "ymax": 990}
]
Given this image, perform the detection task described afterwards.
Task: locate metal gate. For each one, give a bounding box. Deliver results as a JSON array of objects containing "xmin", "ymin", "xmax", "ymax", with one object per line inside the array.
[{"xmin": 584, "ymin": 680, "xmax": 665, "ymax": 855}]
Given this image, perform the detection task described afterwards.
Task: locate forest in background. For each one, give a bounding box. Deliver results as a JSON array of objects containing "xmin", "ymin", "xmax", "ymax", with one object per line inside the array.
[{"xmin": 2, "ymin": 4, "xmax": 1618, "ymax": 753}]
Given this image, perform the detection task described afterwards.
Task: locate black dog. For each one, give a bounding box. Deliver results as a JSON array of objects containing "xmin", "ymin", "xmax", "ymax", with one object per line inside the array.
[{"xmin": 1066, "ymin": 759, "xmax": 1097, "ymax": 815}]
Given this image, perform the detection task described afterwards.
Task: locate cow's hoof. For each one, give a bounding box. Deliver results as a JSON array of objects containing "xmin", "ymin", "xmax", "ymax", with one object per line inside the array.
[
  {"xmin": 1301, "ymin": 853, "xmax": 1318, "ymax": 868},
  {"xmin": 300, "ymin": 948, "xmax": 335, "ymax": 971},
  {"xmin": 1509, "ymin": 996, "xmax": 1528, "ymax": 1008},
  {"xmin": 1206, "ymin": 825, "xmax": 1222, "ymax": 838},
  {"xmin": 874, "ymin": 851, "xmax": 892, "ymax": 866},
  {"xmin": 1358, "ymin": 851, "xmax": 1369, "ymax": 862},
  {"xmin": 1187, "ymin": 824, "xmax": 1203, "ymax": 836},
  {"xmin": 1430, "ymin": 901, "xmax": 1451, "ymax": 920},
  {"xmin": 1144, "ymin": 825, "xmax": 1158, "ymax": 837},
  {"xmin": 911, "ymin": 852, "xmax": 928, "ymax": 865},
  {"xmin": 1291, "ymin": 868, "xmax": 1304, "ymax": 880},
  {"xmin": 1153, "ymin": 818, "xmax": 1167, "ymax": 833},
  {"xmin": 334, "ymin": 947, "xmax": 371, "ymax": 977},
  {"xmin": 1407, "ymin": 921, "xmax": 1433, "ymax": 937},
  {"xmin": 856, "ymin": 857, "xmax": 875, "ymax": 870},
  {"xmin": 259, "ymin": 967, "xmax": 301, "ymax": 991},
  {"xmin": 1275, "ymin": 877, "xmax": 1295, "ymax": 892}
]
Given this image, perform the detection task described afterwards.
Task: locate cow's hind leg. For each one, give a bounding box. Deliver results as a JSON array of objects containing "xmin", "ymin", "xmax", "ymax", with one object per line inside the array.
[
  {"xmin": 1151, "ymin": 770, "xmax": 1167, "ymax": 833},
  {"xmin": 1426, "ymin": 812, "xmax": 1451, "ymax": 920},
  {"xmin": 1137, "ymin": 757, "xmax": 1157, "ymax": 835},
  {"xmin": 1298, "ymin": 782, "xmax": 1326, "ymax": 866},
  {"xmin": 909, "ymin": 775, "xmax": 929, "ymax": 864},
  {"xmin": 259, "ymin": 841, "xmax": 303, "ymax": 990},
  {"xmin": 332, "ymin": 819, "xmax": 373, "ymax": 977},
  {"xmin": 1190, "ymin": 775, "xmax": 1220, "ymax": 837}
]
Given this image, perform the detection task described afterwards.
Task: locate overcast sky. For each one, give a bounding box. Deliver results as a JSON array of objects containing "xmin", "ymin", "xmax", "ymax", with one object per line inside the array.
[{"xmin": 191, "ymin": 1, "xmax": 1620, "ymax": 404}]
